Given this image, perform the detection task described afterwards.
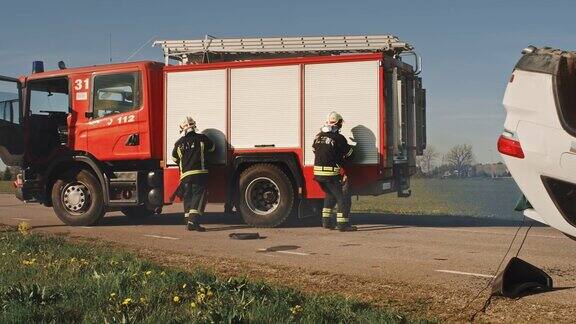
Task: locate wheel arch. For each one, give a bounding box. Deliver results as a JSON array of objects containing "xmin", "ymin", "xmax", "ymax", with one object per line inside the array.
[{"xmin": 44, "ymin": 152, "xmax": 108, "ymax": 207}]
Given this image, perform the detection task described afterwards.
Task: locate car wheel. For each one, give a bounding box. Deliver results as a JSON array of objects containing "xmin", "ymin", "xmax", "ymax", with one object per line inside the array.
[
  {"xmin": 51, "ymin": 169, "xmax": 105, "ymax": 226},
  {"xmin": 238, "ymin": 164, "xmax": 295, "ymax": 227}
]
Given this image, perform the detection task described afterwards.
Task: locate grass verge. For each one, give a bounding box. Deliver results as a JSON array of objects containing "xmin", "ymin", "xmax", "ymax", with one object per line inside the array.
[
  {"xmin": 0, "ymin": 181, "xmax": 13, "ymax": 194},
  {"xmin": 0, "ymin": 226, "xmax": 430, "ymax": 323}
]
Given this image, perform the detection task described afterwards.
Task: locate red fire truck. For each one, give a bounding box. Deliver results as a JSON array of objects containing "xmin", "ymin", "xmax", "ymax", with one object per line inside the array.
[{"xmin": 0, "ymin": 35, "xmax": 426, "ymax": 227}]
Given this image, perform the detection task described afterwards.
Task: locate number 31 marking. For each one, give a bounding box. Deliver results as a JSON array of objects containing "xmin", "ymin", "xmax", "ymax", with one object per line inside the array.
[{"xmin": 74, "ymin": 78, "xmax": 89, "ymax": 91}]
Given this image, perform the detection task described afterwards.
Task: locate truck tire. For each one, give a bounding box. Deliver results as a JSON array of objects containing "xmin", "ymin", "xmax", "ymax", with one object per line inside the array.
[
  {"xmin": 51, "ymin": 169, "xmax": 105, "ymax": 226},
  {"xmin": 238, "ymin": 164, "xmax": 295, "ymax": 227},
  {"xmin": 121, "ymin": 206, "xmax": 154, "ymax": 219}
]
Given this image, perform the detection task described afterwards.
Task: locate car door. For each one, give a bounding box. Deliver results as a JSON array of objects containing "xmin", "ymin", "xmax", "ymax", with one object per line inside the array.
[
  {"xmin": 85, "ymin": 70, "xmax": 143, "ymax": 161},
  {"xmin": 0, "ymin": 76, "xmax": 23, "ymax": 166}
]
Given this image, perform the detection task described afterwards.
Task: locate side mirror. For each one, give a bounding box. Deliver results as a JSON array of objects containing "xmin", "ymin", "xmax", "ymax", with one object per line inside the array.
[{"xmin": 84, "ymin": 112, "xmax": 94, "ymax": 119}]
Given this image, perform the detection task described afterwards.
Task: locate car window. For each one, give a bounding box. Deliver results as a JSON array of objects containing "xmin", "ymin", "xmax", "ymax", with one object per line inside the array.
[
  {"xmin": 0, "ymin": 79, "xmax": 20, "ymax": 124},
  {"xmin": 92, "ymin": 72, "xmax": 141, "ymax": 118},
  {"xmin": 28, "ymin": 78, "xmax": 69, "ymax": 116}
]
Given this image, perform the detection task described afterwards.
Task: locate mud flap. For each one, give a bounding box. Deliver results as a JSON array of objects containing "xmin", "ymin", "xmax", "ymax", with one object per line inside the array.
[{"xmin": 491, "ymin": 257, "xmax": 553, "ymax": 298}]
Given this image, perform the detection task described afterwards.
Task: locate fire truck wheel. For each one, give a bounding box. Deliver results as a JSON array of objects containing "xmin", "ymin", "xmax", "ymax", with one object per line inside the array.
[
  {"xmin": 121, "ymin": 206, "xmax": 154, "ymax": 219},
  {"xmin": 238, "ymin": 164, "xmax": 295, "ymax": 228},
  {"xmin": 51, "ymin": 169, "xmax": 105, "ymax": 226}
]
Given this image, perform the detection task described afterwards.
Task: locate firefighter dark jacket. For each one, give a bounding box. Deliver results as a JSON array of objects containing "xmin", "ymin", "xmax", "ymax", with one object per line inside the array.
[
  {"xmin": 172, "ymin": 131, "xmax": 215, "ymax": 180},
  {"xmin": 312, "ymin": 130, "xmax": 354, "ymax": 178}
]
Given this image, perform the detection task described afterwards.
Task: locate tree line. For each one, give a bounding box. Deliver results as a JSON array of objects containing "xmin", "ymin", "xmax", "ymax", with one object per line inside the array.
[{"xmin": 416, "ymin": 144, "xmax": 483, "ymax": 178}]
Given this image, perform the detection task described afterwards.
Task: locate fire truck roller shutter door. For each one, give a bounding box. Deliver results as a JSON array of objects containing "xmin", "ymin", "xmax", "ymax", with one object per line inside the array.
[
  {"xmin": 166, "ymin": 70, "xmax": 227, "ymax": 166},
  {"xmin": 304, "ymin": 60, "xmax": 380, "ymax": 166},
  {"xmin": 231, "ymin": 66, "xmax": 300, "ymax": 149}
]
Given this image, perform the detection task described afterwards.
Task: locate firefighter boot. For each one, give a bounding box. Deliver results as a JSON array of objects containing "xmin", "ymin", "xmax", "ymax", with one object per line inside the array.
[
  {"xmin": 185, "ymin": 213, "xmax": 206, "ymax": 232},
  {"xmin": 336, "ymin": 213, "xmax": 357, "ymax": 232},
  {"xmin": 321, "ymin": 208, "xmax": 335, "ymax": 229}
]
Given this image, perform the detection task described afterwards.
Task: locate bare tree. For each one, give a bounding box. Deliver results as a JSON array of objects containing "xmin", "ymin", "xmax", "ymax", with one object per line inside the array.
[
  {"xmin": 444, "ymin": 144, "xmax": 475, "ymax": 177},
  {"xmin": 417, "ymin": 146, "xmax": 439, "ymax": 175}
]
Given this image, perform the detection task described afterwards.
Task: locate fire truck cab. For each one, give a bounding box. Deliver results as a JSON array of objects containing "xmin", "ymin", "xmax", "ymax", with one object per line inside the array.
[{"xmin": 0, "ymin": 35, "xmax": 426, "ymax": 227}]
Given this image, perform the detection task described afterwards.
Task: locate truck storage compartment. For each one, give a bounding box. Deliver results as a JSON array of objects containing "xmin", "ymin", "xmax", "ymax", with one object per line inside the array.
[
  {"xmin": 165, "ymin": 69, "xmax": 228, "ymax": 165},
  {"xmin": 303, "ymin": 60, "xmax": 380, "ymax": 166},
  {"xmin": 165, "ymin": 59, "xmax": 384, "ymax": 167},
  {"xmin": 231, "ymin": 66, "xmax": 300, "ymax": 149}
]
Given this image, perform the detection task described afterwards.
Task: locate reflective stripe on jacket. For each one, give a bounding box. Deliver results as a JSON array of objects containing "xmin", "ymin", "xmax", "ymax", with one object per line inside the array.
[{"xmin": 172, "ymin": 132, "xmax": 215, "ymax": 180}]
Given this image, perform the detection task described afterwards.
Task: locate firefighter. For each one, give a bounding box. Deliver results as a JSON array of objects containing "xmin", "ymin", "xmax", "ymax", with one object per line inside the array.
[
  {"xmin": 172, "ymin": 117, "xmax": 215, "ymax": 232},
  {"xmin": 312, "ymin": 111, "xmax": 356, "ymax": 232}
]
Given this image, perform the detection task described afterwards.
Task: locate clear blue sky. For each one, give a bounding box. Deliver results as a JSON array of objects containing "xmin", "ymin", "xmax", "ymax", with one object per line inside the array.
[{"xmin": 0, "ymin": 0, "xmax": 573, "ymax": 165}]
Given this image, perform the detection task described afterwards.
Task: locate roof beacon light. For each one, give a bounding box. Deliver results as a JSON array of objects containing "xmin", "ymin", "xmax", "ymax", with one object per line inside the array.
[{"xmin": 32, "ymin": 61, "xmax": 44, "ymax": 74}]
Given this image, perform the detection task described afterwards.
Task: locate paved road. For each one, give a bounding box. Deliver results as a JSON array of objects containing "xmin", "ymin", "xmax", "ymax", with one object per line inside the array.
[{"xmin": 1, "ymin": 193, "xmax": 575, "ymax": 321}]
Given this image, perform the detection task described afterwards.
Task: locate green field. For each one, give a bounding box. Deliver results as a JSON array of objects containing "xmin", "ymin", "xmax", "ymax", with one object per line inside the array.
[
  {"xmin": 353, "ymin": 178, "xmax": 522, "ymax": 221},
  {"xmin": 0, "ymin": 227, "xmax": 430, "ymax": 323},
  {"xmin": 0, "ymin": 181, "xmax": 13, "ymax": 194}
]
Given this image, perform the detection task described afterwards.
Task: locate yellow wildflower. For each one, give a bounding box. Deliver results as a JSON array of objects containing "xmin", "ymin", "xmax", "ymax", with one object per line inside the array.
[
  {"xmin": 140, "ymin": 297, "xmax": 148, "ymax": 304},
  {"xmin": 122, "ymin": 298, "xmax": 132, "ymax": 306},
  {"xmin": 110, "ymin": 293, "xmax": 116, "ymax": 298},
  {"xmin": 290, "ymin": 305, "xmax": 302, "ymax": 316},
  {"xmin": 18, "ymin": 222, "xmax": 31, "ymax": 236},
  {"xmin": 173, "ymin": 296, "xmax": 181, "ymax": 303},
  {"xmin": 190, "ymin": 302, "xmax": 197, "ymax": 309},
  {"xmin": 182, "ymin": 284, "xmax": 187, "ymax": 289},
  {"xmin": 144, "ymin": 270, "xmax": 152, "ymax": 276},
  {"xmin": 22, "ymin": 258, "xmax": 36, "ymax": 266},
  {"xmin": 160, "ymin": 271, "xmax": 166, "ymax": 276}
]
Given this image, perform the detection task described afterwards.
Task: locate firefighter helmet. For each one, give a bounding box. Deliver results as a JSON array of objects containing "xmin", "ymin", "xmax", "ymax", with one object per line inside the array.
[
  {"xmin": 179, "ymin": 116, "xmax": 197, "ymax": 133},
  {"xmin": 326, "ymin": 111, "xmax": 343, "ymax": 126}
]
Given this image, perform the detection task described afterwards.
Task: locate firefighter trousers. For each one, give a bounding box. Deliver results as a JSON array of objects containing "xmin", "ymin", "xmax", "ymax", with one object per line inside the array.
[
  {"xmin": 317, "ymin": 177, "xmax": 351, "ymax": 224},
  {"xmin": 181, "ymin": 174, "xmax": 208, "ymax": 222}
]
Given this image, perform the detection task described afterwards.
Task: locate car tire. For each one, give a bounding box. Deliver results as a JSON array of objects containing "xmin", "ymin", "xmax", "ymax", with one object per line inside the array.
[
  {"xmin": 51, "ymin": 169, "xmax": 105, "ymax": 226},
  {"xmin": 238, "ymin": 164, "xmax": 295, "ymax": 228}
]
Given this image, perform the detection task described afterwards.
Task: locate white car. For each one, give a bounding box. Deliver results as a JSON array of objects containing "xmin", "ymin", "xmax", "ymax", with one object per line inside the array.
[{"xmin": 500, "ymin": 46, "xmax": 576, "ymax": 238}]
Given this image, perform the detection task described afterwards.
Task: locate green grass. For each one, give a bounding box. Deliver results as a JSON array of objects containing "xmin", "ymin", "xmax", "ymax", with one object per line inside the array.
[
  {"xmin": 353, "ymin": 178, "xmax": 522, "ymax": 220},
  {"xmin": 0, "ymin": 181, "xmax": 13, "ymax": 194},
  {"xmin": 0, "ymin": 227, "xmax": 430, "ymax": 323}
]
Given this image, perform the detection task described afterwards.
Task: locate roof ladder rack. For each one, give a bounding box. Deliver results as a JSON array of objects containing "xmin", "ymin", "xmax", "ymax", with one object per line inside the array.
[{"xmin": 153, "ymin": 34, "xmax": 414, "ymax": 65}]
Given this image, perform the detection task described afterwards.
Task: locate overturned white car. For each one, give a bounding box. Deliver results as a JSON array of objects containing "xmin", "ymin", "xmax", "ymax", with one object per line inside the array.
[{"xmin": 500, "ymin": 46, "xmax": 576, "ymax": 238}]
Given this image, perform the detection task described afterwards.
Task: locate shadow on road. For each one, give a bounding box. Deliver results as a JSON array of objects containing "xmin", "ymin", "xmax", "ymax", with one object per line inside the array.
[
  {"xmin": 94, "ymin": 210, "xmax": 537, "ymax": 230},
  {"xmin": 98, "ymin": 212, "xmax": 244, "ymax": 227},
  {"xmin": 350, "ymin": 213, "xmax": 539, "ymax": 228}
]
